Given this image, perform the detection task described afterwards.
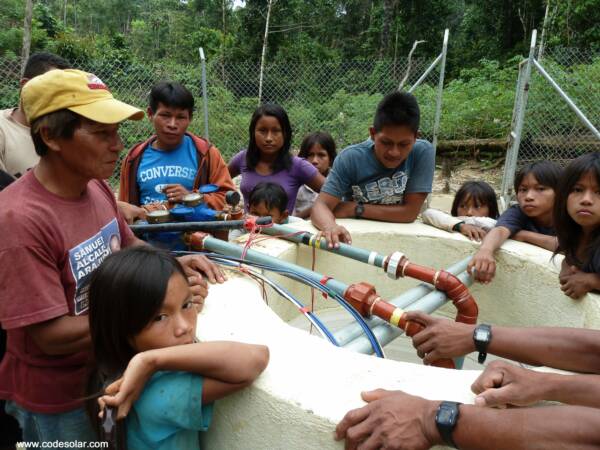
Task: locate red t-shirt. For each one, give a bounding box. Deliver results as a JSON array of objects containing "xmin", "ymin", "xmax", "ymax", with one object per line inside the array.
[{"xmin": 0, "ymin": 171, "xmax": 134, "ymax": 413}]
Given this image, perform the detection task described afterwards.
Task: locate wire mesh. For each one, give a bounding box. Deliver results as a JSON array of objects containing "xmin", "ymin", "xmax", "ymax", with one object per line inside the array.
[
  {"xmin": 0, "ymin": 55, "xmax": 442, "ymax": 191},
  {"xmin": 518, "ymin": 47, "xmax": 600, "ymax": 168}
]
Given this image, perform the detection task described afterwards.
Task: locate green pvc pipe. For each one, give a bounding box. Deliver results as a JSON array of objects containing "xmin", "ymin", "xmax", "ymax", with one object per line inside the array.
[
  {"xmin": 262, "ymin": 224, "xmax": 388, "ymax": 267},
  {"xmin": 197, "ymin": 234, "xmax": 350, "ymax": 297}
]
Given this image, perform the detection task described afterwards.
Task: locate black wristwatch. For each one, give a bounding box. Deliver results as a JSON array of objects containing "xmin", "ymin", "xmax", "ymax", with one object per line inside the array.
[
  {"xmin": 354, "ymin": 201, "xmax": 365, "ymax": 218},
  {"xmin": 473, "ymin": 324, "xmax": 492, "ymax": 364},
  {"xmin": 435, "ymin": 401, "xmax": 461, "ymax": 449}
]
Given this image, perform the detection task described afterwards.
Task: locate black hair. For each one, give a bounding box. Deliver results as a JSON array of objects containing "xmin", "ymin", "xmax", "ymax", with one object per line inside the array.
[
  {"xmin": 373, "ymin": 91, "xmax": 420, "ymax": 134},
  {"xmin": 30, "ymin": 109, "xmax": 82, "ymax": 156},
  {"xmin": 23, "ymin": 52, "xmax": 70, "ymax": 80},
  {"xmin": 246, "ymin": 104, "xmax": 292, "ymax": 172},
  {"xmin": 554, "ymin": 153, "xmax": 600, "ymax": 267},
  {"xmin": 85, "ymin": 247, "xmax": 187, "ymax": 445},
  {"xmin": 514, "ymin": 160, "xmax": 562, "ymax": 193},
  {"xmin": 298, "ymin": 131, "xmax": 337, "ymax": 167},
  {"xmin": 450, "ymin": 181, "xmax": 499, "ymax": 219},
  {"xmin": 248, "ymin": 182, "xmax": 288, "ymax": 213},
  {"xmin": 149, "ymin": 81, "xmax": 194, "ymax": 116}
]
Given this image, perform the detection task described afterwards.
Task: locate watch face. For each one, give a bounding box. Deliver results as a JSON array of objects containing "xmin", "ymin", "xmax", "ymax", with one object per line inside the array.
[
  {"xmin": 438, "ymin": 408, "xmax": 455, "ymax": 423},
  {"xmin": 475, "ymin": 329, "xmax": 489, "ymax": 341}
]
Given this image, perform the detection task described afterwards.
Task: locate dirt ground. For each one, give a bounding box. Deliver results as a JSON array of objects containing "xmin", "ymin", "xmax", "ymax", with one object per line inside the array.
[
  {"xmin": 430, "ymin": 160, "xmax": 504, "ymax": 212},
  {"xmin": 432, "ymin": 159, "xmax": 504, "ymax": 194}
]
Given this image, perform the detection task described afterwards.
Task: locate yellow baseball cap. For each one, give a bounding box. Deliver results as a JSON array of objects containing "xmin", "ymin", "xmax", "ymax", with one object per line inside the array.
[{"xmin": 22, "ymin": 69, "xmax": 144, "ymax": 123}]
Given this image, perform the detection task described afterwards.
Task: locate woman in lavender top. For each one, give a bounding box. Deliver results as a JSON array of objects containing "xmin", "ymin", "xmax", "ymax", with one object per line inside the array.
[{"xmin": 228, "ymin": 104, "xmax": 324, "ymax": 212}]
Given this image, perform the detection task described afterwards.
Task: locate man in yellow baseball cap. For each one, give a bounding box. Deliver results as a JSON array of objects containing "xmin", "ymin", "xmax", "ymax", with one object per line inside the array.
[{"xmin": 0, "ymin": 68, "xmax": 223, "ymax": 445}]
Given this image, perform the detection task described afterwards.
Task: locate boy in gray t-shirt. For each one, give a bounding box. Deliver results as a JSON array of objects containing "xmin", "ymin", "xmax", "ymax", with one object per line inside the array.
[{"xmin": 311, "ymin": 91, "xmax": 434, "ymax": 247}]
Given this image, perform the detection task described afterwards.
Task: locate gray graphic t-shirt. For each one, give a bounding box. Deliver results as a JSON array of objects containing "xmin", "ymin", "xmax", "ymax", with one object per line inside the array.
[{"xmin": 322, "ymin": 138, "xmax": 434, "ymax": 204}]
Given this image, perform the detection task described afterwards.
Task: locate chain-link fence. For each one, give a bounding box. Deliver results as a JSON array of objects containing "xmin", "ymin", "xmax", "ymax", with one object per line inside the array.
[
  {"xmin": 520, "ymin": 47, "xmax": 600, "ymax": 166},
  {"xmin": 500, "ymin": 42, "xmax": 600, "ymax": 204},
  {"xmin": 0, "ymin": 53, "xmax": 444, "ymax": 190},
  {"xmin": 2, "ymin": 43, "xmax": 597, "ymax": 195}
]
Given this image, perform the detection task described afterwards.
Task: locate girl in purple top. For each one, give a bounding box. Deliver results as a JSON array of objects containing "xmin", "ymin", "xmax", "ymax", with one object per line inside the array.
[{"xmin": 228, "ymin": 104, "xmax": 324, "ymax": 212}]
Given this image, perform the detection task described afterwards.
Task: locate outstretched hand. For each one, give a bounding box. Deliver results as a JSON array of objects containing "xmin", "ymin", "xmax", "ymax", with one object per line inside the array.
[
  {"xmin": 406, "ymin": 311, "xmax": 475, "ymax": 364},
  {"xmin": 471, "ymin": 360, "xmax": 547, "ymax": 408},
  {"xmin": 460, "ymin": 224, "xmax": 488, "ymax": 242},
  {"xmin": 335, "ymin": 389, "xmax": 441, "ymax": 450},
  {"xmin": 467, "ymin": 248, "xmax": 496, "ymax": 283},
  {"xmin": 317, "ymin": 225, "xmax": 352, "ymax": 249}
]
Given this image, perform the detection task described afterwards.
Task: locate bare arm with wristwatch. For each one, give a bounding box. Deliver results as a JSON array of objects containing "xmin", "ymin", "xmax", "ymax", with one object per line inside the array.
[{"xmin": 335, "ymin": 311, "xmax": 600, "ymax": 449}]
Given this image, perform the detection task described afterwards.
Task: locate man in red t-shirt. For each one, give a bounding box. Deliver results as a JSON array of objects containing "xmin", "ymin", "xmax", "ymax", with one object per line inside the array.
[{"xmin": 0, "ymin": 69, "xmax": 223, "ymax": 444}]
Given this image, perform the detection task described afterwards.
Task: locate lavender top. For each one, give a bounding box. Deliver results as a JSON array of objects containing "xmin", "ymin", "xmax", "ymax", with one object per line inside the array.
[{"xmin": 229, "ymin": 150, "xmax": 318, "ymax": 212}]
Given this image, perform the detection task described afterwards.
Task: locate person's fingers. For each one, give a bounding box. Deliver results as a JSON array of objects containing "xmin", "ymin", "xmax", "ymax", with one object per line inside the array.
[
  {"xmin": 335, "ymin": 406, "xmax": 370, "ymax": 440},
  {"xmin": 410, "ymin": 326, "xmax": 434, "ymax": 349},
  {"xmin": 474, "ymin": 385, "xmax": 514, "ymax": 408},
  {"xmin": 422, "ymin": 351, "xmax": 441, "ymax": 365},
  {"xmin": 97, "ymin": 397, "xmax": 107, "ymax": 416},
  {"xmin": 344, "ymin": 416, "xmax": 376, "ymax": 450},
  {"xmin": 104, "ymin": 378, "xmax": 123, "ymax": 395},
  {"xmin": 331, "ymin": 231, "xmax": 341, "ymax": 249},
  {"xmin": 189, "ymin": 256, "xmax": 225, "ymax": 284},
  {"xmin": 467, "ymin": 259, "xmax": 475, "ymax": 274},
  {"xmin": 116, "ymin": 400, "xmax": 133, "ymax": 420},
  {"xmin": 189, "ymin": 273, "xmax": 208, "ymax": 287},
  {"xmin": 417, "ymin": 339, "xmax": 436, "ymax": 359},
  {"xmin": 404, "ymin": 310, "xmax": 435, "ymax": 327},
  {"xmin": 342, "ymin": 228, "xmax": 352, "ymax": 245},
  {"xmin": 356, "ymin": 430, "xmax": 382, "ymax": 450},
  {"xmin": 361, "ymin": 389, "xmax": 392, "ymax": 403},
  {"xmin": 471, "ymin": 367, "xmax": 504, "ymax": 395},
  {"xmin": 189, "ymin": 278, "xmax": 208, "ymax": 301},
  {"xmin": 570, "ymin": 265, "xmax": 580, "ymax": 273}
]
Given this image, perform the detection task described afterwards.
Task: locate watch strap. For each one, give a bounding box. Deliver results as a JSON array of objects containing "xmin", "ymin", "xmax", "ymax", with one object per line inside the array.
[
  {"xmin": 435, "ymin": 401, "xmax": 461, "ymax": 449},
  {"xmin": 452, "ymin": 221, "xmax": 465, "ymax": 232},
  {"xmin": 354, "ymin": 201, "xmax": 364, "ymax": 218}
]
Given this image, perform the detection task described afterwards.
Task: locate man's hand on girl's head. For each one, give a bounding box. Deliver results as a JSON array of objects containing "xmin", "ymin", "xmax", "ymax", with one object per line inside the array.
[
  {"xmin": 188, "ymin": 275, "xmax": 208, "ymax": 312},
  {"xmin": 177, "ymin": 254, "xmax": 226, "ymax": 284}
]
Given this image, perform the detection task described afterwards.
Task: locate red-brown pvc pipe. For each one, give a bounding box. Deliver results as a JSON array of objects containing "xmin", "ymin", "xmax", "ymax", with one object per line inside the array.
[
  {"xmin": 383, "ymin": 258, "xmax": 479, "ymax": 325},
  {"xmin": 344, "ymin": 282, "xmax": 455, "ymax": 369}
]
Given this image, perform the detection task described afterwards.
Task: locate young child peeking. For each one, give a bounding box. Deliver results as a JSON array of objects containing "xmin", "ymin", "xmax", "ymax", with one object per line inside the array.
[
  {"xmin": 248, "ymin": 181, "xmax": 295, "ymax": 225},
  {"xmin": 86, "ymin": 247, "xmax": 269, "ymax": 449},
  {"xmin": 421, "ymin": 181, "xmax": 499, "ymax": 241},
  {"xmin": 293, "ymin": 132, "xmax": 337, "ymax": 219},
  {"xmin": 554, "ymin": 153, "xmax": 600, "ymax": 299}
]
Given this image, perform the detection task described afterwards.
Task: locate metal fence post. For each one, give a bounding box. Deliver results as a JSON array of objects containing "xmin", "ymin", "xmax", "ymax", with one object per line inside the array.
[
  {"xmin": 500, "ymin": 29, "xmax": 537, "ymax": 207},
  {"xmin": 432, "ymin": 29, "xmax": 449, "ymax": 152},
  {"xmin": 199, "ymin": 47, "xmax": 210, "ymax": 140}
]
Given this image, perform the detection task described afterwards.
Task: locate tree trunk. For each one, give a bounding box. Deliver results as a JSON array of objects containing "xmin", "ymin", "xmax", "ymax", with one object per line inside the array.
[
  {"xmin": 21, "ymin": 0, "xmax": 34, "ymax": 77},
  {"xmin": 258, "ymin": 0, "xmax": 274, "ymax": 104},
  {"xmin": 379, "ymin": 0, "xmax": 394, "ymax": 58}
]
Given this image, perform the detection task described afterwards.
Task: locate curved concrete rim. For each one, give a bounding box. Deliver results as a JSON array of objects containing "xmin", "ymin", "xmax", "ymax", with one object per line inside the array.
[{"xmin": 198, "ymin": 219, "xmax": 599, "ymax": 450}]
